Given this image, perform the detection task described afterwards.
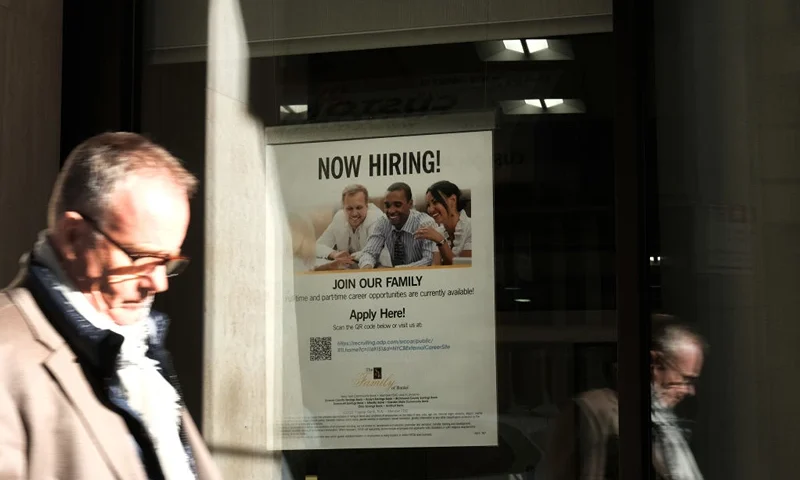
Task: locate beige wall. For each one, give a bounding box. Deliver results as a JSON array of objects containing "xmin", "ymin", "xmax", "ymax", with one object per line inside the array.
[{"xmin": 0, "ymin": 1, "xmax": 62, "ymax": 285}]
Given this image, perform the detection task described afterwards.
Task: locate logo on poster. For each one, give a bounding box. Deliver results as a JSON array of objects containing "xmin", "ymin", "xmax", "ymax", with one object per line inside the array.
[{"xmin": 354, "ymin": 367, "xmax": 397, "ymax": 390}]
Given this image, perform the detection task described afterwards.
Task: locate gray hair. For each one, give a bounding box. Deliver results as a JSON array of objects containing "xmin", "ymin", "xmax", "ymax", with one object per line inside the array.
[
  {"xmin": 48, "ymin": 132, "xmax": 198, "ymax": 229},
  {"xmin": 651, "ymin": 313, "xmax": 707, "ymax": 360},
  {"xmin": 341, "ymin": 184, "xmax": 369, "ymax": 204}
]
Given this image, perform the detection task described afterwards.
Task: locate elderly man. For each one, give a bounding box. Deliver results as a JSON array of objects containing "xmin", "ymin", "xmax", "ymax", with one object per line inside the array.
[
  {"xmin": 544, "ymin": 314, "xmax": 705, "ymax": 480},
  {"xmin": 315, "ymin": 184, "xmax": 391, "ymax": 268},
  {"xmin": 0, "ymin": 133, "xmax": 221, "ymax": 479},
  {"xmin": 359, "ymin": 182, "xmax": 439, "ymax": 269}
]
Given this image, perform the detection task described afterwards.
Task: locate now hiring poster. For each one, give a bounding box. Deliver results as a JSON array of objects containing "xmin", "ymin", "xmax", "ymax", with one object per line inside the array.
[{"xmin": 271, "ymin": 130, "xmax": 497, "ymax": 450}]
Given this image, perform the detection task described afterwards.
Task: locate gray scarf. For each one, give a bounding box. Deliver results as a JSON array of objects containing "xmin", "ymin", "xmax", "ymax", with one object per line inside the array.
[{"xmin": 651, "ymin": 388, "xmax": 703, "ymax": 480}]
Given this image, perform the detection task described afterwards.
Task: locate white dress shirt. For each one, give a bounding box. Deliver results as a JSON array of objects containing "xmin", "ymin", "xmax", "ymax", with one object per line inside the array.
[{"xmin": 316, "ymin": 203, "xmax": 392, "ymax": 266}]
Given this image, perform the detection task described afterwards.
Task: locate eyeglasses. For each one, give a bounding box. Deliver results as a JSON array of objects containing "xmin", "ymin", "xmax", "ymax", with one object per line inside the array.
[
  {"xmin": 660, "ymin": 356, "xmax": 699, "ymax": 388},
  {"xmin": 79, "ymin": 214, "xmax": 190, "ymax": 278}
]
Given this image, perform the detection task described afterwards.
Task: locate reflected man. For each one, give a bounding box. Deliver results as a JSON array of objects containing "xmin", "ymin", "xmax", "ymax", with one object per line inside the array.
[
  {"xmin": 359, "ymin": 182, "xmax": 438, "ymax": 268},
  {"xmin": 544, "ymin": 314, "xmax": 705, "ymax": 480}
]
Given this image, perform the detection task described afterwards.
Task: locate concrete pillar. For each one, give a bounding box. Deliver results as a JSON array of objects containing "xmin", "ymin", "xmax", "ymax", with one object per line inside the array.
[
  {"xmin": 655, "ymin": 0, "xmax": 800, "ymax": 478},
  {"xmin": 203, "ymin": 0, "xmax": 298, "ymax": 477},
  {"xmin": 0, "ymin": 1, "xmax": 62, "ymax": 285}
]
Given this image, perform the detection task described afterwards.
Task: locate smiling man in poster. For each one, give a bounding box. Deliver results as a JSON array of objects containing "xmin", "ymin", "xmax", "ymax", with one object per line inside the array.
[
  {"xmin": 359, "ymin": 182, "xmax": 439, "ymax": 269},
  {"xmin": 315, "ymin": 184, "xmax": 392, "ymax": 268},
  {"xmin": 271, "ymin": 130, "xmax": 496, "ymax": 452}
]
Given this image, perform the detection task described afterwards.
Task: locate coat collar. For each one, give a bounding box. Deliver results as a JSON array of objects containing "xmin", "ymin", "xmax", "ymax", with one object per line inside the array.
[
  {"xmin": 7, "ymin": 252, "xmax": 175, "ymax": 480},
  {"xmin": 7, "ymin": 287, "xmax": 149, "ymax": 480}
]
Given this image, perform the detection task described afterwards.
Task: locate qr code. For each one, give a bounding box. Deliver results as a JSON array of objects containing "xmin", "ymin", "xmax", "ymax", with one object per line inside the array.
[{"xmin": 310, "ymin": 336, "xmax": 332, "ymax": 361}]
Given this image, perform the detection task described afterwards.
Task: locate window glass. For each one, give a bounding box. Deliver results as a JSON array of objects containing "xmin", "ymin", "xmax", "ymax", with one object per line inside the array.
[{"xmin": 142, "ymin": 32, "xmax": 619, "ymax": 480}]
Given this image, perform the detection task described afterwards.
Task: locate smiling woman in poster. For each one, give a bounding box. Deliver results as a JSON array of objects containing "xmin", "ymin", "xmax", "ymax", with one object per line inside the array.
[{"xmin": 414, "ymin": 180, "xmax": 472, "ymax": 265}]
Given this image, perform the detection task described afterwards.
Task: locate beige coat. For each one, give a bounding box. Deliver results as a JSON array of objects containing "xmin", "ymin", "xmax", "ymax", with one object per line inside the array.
[
  {"xmin": 0, "ymin": 288, "xmax": 222, "ymax": 480},
  {"xmin": 544, "ymin": 388, "xmax": 620, "ymax": 480},
  {"xmin": 544, "ymin": 388, "xmax": 669, "ymax": 480}
]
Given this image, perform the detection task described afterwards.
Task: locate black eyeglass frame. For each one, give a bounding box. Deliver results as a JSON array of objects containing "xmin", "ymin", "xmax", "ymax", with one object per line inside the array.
[
  {"xmin": 78, "ymin": 213, "xmax": 190, "ymax": 277},
  {"xmin": 658, "ymin": 353, "xmax": 700, "ymax": 388}
]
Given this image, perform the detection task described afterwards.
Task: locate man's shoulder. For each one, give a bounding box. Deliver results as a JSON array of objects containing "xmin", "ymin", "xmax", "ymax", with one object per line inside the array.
[
  {"xmin": 0, "ymin": 289, "xmax": 54, "ymax": 361},
  {"xmin": 328, "ymin": 209, "xmax": 352, "ymax": 232},
  {"xmin": 575, "ymin": 388, "xmax": 619, "ymax": 419},
  {"xmin": 0, "ymin": 290, "xmax": 35, "ymax": 342},
  {"xmin": 370, "ymin": 212, "xmax": 391, "ymax": 230},
  {"xmin": 331, "ymin": 208, "xmax": 346, "ymax": 221},
  {"xmin": 364, "ymin": 204, "xmax": 386, "ymax": 226},
  {"xmin": 410, "ymin": 210, "xmax": 435, "ymax": 229}
]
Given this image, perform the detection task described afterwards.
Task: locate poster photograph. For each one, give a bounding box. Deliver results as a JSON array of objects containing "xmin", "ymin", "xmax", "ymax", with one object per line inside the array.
[{"xmin": 271, "ymin": 130, "xmax": 496, "ymax": 450}]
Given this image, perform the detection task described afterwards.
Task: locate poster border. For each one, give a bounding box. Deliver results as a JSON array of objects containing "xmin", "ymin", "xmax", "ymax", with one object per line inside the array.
[
  {"xmin": 269, "ymin": 126, "xmax": 498, "ymax": 451},
  {"xmin": 265, "ymin": 110, "xmax": 497, "ymax": 145}
]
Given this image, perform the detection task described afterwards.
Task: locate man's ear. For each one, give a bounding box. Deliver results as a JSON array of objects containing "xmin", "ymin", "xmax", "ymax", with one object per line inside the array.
[
  {"xmin": 52, "ymin": 211, "xmax": 87, "ymax": 260},
  {"xmin": 651, "ymin": 350, "xmax": 663, "ymax": 368}
]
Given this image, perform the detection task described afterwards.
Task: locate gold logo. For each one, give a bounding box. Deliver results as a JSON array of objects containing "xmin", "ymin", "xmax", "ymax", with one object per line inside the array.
[{"xmin": 353, "ymin": 372, "xmax": 396, "ymax": 390}]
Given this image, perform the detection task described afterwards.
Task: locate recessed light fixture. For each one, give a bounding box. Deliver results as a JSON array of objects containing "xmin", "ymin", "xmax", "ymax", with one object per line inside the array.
[
  {"xmin": 281, "ymin": 104, "xmax": 308, "ymax": 114},
  {"xmin": 280, "ymin": 104, "xmax": 309, "ymax": 123},
  {"xmin": 502, "ymin": 39, "xmax": 525, "ymax": 53},
  {"xmin": 500, "ymin": 99, "xmax": 587, "ymax": 115},
  {"xmin": 476, "ymin": 38, "xmax": 574, "ymax": 62},
  {"xmin": 514, "ymin": 298, "xmax": 532, "ymax": 303},
  {"xmin": 526, "ymin": 39, "xmax": 549, "ymax": 53}
]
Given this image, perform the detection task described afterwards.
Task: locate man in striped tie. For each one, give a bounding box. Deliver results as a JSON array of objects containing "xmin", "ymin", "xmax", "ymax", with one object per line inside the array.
[{"xmin": 359, "ymin": 182, "xmax": 439, "ymax": 268}]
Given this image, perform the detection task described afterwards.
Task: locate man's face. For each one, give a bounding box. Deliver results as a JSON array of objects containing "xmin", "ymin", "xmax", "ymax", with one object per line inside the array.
[
  {"xmin": 56, "ymin": 174, "xmax": 190, "ymax": 326},
  {"xmin": 343, "ymin": 192, "xmax": 368, "ymax": 229},
  {"xmin": 652, "ymin": 340, "xmax": 704, "ymax": 409},
  {"xmin": 384, "ymin": 189, "xmax": 413, "ymax": 228}
]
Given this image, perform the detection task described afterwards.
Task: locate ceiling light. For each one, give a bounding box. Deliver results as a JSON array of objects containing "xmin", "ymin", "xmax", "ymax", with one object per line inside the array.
[
  {"xmin": 525, "ymin": 39, "xmax": 549, "ymax": 53},
  {"xmin": 279, "ymin": 104, "xmax": 309, "ymax": 124},
  {"xmin": 501, "ymin": 99, "xmax": 586, "ymax": 115},
  {"xmin": 503, "ymin": 39, "xmax": 525, "ymax": 53},
  {"xmin": 476, "ymin": 39, "xmax": 573, "ymax": 62},
  {"xmin": 281, "ymin": 104, "xmax": 308, "ymax": 114},
  {"xmin": 514, "ymin": 298, "xmax": 531, "ymax": 303}
]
